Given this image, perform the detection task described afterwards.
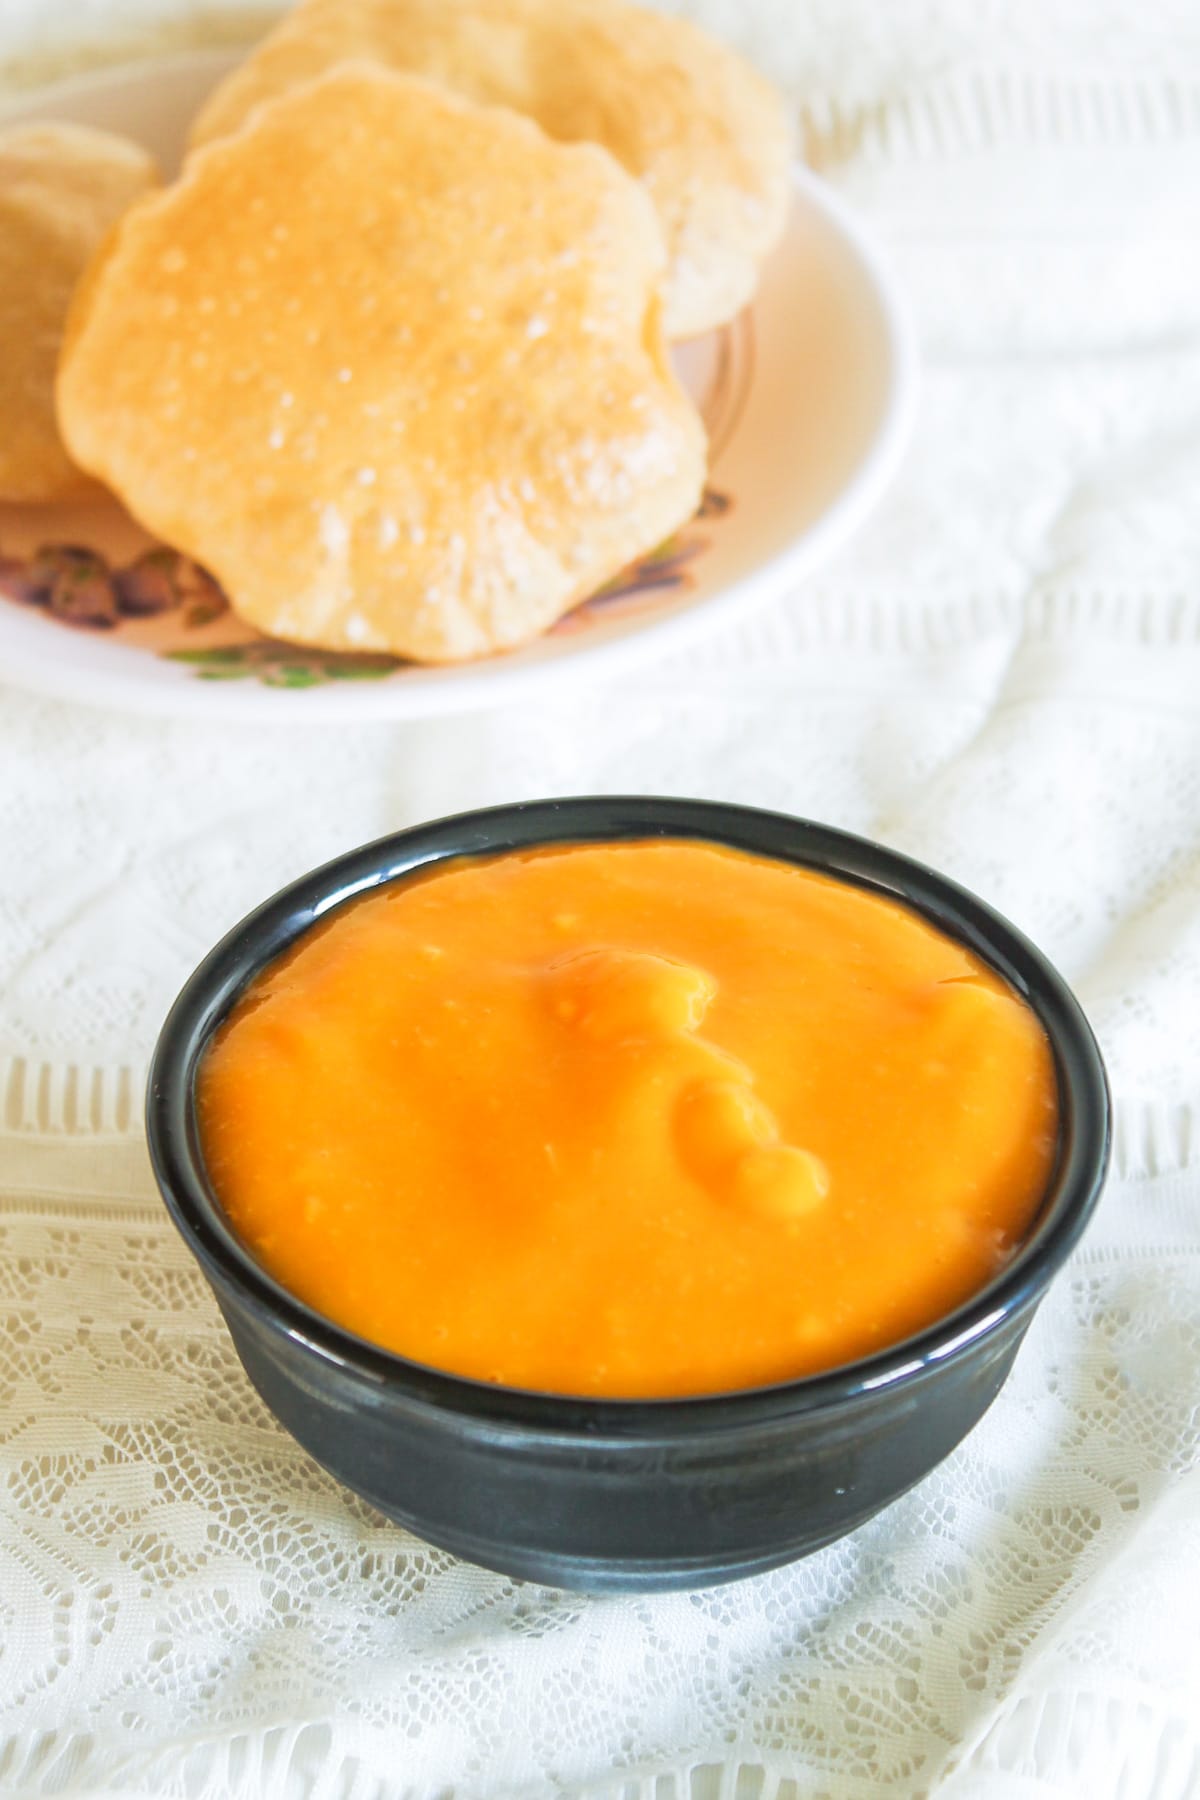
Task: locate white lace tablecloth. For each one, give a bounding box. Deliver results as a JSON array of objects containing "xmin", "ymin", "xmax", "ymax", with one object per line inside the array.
[{"xmin": 3, "ymin": 4, "xmax": 1200, "ymax": 1796}]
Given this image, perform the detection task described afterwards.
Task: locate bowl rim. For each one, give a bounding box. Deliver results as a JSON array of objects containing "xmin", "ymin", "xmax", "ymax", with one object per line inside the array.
[{"xmin": 146, "ymin": 795, "xmax": 1111, "ymax": 1439}]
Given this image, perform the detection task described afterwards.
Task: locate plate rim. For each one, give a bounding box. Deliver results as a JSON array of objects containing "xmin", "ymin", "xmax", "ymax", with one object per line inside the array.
[
  {"xmin": 0, "ymin": 53, "xmax": 918, "ymax": 723},
  {"xmin": 0, "ymin": 46, "xmax": 244, "ymax": 123}
]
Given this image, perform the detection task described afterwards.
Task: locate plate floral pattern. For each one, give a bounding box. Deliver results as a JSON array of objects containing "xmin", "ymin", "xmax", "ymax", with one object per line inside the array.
[
  {"xmin": 0, "ymin": 57, "xmax": 915, "ymax": 721},
  {"xmin": 0, "ymin": 314, "xmax": 748, "ymax": 690},
  {"xmin": 0, "ymin": 487, "xmax": 733, "ymax": 688}
]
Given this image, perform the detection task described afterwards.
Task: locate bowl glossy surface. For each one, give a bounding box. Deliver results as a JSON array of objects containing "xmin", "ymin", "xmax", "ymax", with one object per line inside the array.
[{"xmin": 147, "ymin": 798, "xmax": 1110, "ymax": 1592}]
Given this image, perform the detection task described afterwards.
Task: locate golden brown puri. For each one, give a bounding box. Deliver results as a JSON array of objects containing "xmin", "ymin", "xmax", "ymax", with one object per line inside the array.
[
  {"xmin": 188, "ymin": 0, "xmax": 793, "ymax": 340},
  {"xmin": 0, "ymin": 121, "xmax": 157, "ymax": 502},
  {"xmin": 57, "ymin": 66, "xmax": 707, "ymax": 663}
]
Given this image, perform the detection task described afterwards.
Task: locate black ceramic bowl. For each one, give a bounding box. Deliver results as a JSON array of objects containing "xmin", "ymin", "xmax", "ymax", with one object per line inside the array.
[{"xmin": 147, "ymin": 797, "xmax": 1110, "ymax": 1594}]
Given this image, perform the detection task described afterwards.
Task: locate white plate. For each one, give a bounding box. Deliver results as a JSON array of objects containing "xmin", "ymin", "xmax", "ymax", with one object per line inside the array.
[{"xmin": 0, "ymin": 52, "xmax": 916, "ymax": 721}]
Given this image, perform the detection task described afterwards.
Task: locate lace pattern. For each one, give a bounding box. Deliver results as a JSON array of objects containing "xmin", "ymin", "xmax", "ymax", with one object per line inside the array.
[
  {"xmin": 0, "ymin": 1149, "xmax": 1197, "ymax": 1797},
  {"xmin": 5, "ymin": 590, "xmax": 1200, "ymax": 1174},
  {"xmin": 2, "ymin": 3, "xmax": 1200, "ymax": 1794}
]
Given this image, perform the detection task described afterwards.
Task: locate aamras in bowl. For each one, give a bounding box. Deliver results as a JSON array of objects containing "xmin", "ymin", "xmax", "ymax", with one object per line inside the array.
[
  {"xmin": 197, "ymin": 836, "xmax": 1058, "ymax": 1397},
  {"xmin": 146, "ymin": 798, "xmax": 1110, "ymax": 1592}
]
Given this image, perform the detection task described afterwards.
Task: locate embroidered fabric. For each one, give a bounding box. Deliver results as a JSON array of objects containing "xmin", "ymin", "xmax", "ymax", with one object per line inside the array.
[
  {"xmin": 1, "ymin": 4, "xmax": 1199, "ymax": 1795},
  {"xmin": 1, "ymin": 1149, "xmax": 1197, "ymax": 1798},
  {"xmin": 5, "ymin": 589, "xmax": 1200, "ymax": 1160}
]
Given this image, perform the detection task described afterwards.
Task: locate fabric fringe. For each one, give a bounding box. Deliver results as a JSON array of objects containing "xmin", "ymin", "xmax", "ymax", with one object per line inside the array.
[
  {"xmin": 0, "ymin": 1738, "xmax": 813, "ymax": 1800},
  {"xmin": 0, "ymin": 1722, "xmax": 327, "ymax": 1800},
  {"xmin": 3, "ymin": 1676, "xmax": 1198, "ymax": 1797},
  {"xmin": 0, "ymin": 1056, "xmax": 144, "ymax": 1136},
  {"xmin": 686, "ymin": 589, "xmax": 1200, "ymax": 667},
  {"xmin": 947, "ymin": 1685, "xmax": 1200, "ymax": 1800},
  {"xmin": 801, "ymin": 67, "xmax": 1200, "ymax": 167},
  {"xmin": 1111, "ymin": 1100, "xmax": 1199, "ymax": 1181},
  {"xmin": 566, "ymin": 1762, "xmax": 804, "ymax": 1800},
  {"xmin": 1, "ymin": 42, "xmax": 1197, "ymax": 166}
]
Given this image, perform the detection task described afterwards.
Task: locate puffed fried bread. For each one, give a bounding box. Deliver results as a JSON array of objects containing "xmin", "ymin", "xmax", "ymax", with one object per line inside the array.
[
  {"xmin": 0, "ymin": 121, "xmax": 156, "ymax": 501},
  {"xmin": 57, "ymin": 65, "xmax": 707, "ymax": 662},
  {"xmin": 188, "ymin": 0, "xmax": 792, "ymax": 340}
]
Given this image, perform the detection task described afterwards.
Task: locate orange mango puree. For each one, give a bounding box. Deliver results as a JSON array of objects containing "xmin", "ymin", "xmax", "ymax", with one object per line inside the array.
[{"xmin": 197, "ymin": 840, "xmax": 1059, "ymax": 1398}]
